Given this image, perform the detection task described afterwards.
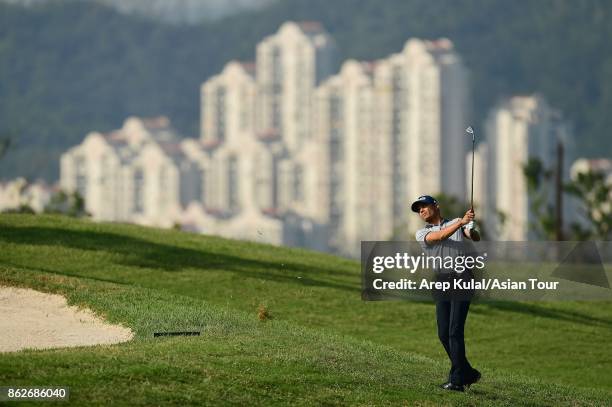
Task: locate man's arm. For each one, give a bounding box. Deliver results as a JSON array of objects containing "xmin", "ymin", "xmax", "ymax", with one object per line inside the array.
[{"xmin": 425, "ymin": 209, "xmax": 474, "ymax": 244}]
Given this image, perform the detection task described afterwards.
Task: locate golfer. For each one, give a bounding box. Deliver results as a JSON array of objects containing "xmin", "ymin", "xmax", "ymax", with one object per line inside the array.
[{"xmin": 411, "ymin": 195, "xmax": 482, "ymax": 392}]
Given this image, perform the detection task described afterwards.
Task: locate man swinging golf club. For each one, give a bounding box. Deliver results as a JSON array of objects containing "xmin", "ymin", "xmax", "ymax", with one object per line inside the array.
[{"xmin": 411, "ymin": 127, "xmax": 481, "ymax": 392}]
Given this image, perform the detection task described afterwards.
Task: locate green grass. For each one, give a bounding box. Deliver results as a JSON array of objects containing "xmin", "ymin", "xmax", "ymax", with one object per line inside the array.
[{"xmin": 1, "ymin": 214, "xmax": 611, "ymax": 405}]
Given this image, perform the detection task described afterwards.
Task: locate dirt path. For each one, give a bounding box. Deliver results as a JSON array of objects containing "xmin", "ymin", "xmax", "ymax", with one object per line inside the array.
[{"xmin": 0, "ymin": 286, "xmax": 134, "ymax": 353}]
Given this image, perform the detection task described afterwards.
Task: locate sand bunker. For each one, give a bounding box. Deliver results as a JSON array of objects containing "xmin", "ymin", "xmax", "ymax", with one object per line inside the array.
[{"xmin": 0, "ymin": 286, "xmax": 134, "ymax": 353}]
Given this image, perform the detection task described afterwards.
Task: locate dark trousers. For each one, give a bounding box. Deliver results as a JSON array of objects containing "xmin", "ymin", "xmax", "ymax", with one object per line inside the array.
[{"xmin": 436, "ymin": 300, "xmax": 477, "ymax": 385}]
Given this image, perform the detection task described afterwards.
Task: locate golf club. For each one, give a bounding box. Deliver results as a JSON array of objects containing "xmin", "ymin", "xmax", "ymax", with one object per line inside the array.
[
  {"xmin": 466, "ymin": 126, "xmax": 475, "ymax": 211},
  {"xmin": 465, "ymin": 126, "xmax": 481, "ymax": 241}
]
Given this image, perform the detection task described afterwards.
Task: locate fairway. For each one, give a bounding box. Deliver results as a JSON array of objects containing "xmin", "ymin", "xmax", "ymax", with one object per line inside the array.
[{"xmin": 1, "ymin": 214, "xmax": 611, "ymax": 405}]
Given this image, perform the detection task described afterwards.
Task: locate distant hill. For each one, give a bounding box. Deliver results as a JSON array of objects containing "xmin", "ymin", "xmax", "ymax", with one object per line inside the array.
[
  {"xmin": 1, "ymin": 0, "xmax": 611, "ymax": 181},
  {"xmin": 0, "ymin": 0, "xmax": 275, "ymax": 23}
]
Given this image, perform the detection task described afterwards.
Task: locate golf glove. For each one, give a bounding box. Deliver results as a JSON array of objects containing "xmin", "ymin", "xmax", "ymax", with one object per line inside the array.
[{"xmin": 465, "ymin": 221, "xmax": 475, "ymax": 231}]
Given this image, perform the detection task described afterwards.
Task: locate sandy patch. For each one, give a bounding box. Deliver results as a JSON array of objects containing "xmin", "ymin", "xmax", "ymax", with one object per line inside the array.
[{"xmin": 0, "ymin": 286, "xmax": 134, "ymax": 353}]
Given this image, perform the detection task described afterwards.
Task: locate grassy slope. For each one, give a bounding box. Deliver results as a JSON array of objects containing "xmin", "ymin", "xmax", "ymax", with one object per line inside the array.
[{"xmin": 0, "ymin": 214, "xmax": 611, "ymax": 405}]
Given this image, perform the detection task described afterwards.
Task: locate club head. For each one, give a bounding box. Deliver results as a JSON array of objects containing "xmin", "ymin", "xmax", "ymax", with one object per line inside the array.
[{"xmin": 465, "ymin": 126, "xmax": 475, "ymax": 141}]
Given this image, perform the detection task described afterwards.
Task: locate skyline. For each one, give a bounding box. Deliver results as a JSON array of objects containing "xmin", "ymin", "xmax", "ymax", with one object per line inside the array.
[
  {"xmin": 1, "ymin": 0, "xmax": 611, "ymax": 183},
  {"xmin": 45, "ymin": 21, "xmax": 610, "ymax": 251}
]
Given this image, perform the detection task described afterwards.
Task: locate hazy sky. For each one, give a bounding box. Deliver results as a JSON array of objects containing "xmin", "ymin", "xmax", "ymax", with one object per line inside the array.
[{"xmin": 0, "ymin": 0, "xmax": 276, "ymax": 23}]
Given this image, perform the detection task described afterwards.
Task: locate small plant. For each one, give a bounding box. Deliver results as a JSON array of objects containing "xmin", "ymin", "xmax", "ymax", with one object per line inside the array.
[
  {"xmin": 44, "ymin": 190, "xmax": 88, "ymax": 218},
  {"xmin": 257, "ymin": 304, "xmax": 271, "ymax": 322}
]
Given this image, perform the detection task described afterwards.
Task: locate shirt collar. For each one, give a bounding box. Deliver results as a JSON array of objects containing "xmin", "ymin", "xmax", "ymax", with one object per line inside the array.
[{"xmin": 426, "ymin": 218, "xmax": 448, "ymax": 228}]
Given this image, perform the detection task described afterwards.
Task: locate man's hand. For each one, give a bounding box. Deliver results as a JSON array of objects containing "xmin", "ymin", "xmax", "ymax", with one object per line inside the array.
[
  {"xmin": 461, "ymin": 211, "xmax": 481, "ymax": 241},
  {"xmin": 459, "ymin": 209, "xmax": 475, "ymax": 226}
]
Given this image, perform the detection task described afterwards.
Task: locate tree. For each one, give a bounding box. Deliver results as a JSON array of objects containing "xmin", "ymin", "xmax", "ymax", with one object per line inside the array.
[
  {"xmin": 2, "ymin": 204, "xmax": 35, "ymax": 214},
  {"xmin": 564, "ymin": 170, "xmax": 612, "ymax": 240},
  {"xmin": 524, "ymin": 156, "xmax": 612, "ymax": 241},
  {"xmin": 522, "ymin": 157, "xmax": 557, "ymax": 240},
  {"xmin": 44, "ymin": 190, "xmax": 88, "ymax": 218},
  {"xmin": 434, "ymin": 193, "xmax": 464, "ymax": 220},
  {"xmin": 0, "ymin": 137, "xmax": 10, "ymax": 160}
]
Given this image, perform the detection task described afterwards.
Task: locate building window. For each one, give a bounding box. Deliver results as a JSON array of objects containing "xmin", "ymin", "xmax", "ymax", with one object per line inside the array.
[
  {"xmin": 133, "ymin": 168, "xmax": 144, "ymax": 214},
  {"xmin": 272, "ymin": 46, "xmax": 283, "ymax": 130},
  {"xmin": 228, "ymin": 156, "xmax": 239, "ymax": 212},
  {"xmin": 293, "ymin": 165, "xmax": 304, "ymax": 202},
  {"xmin": 159, "ymin": 166, "xmax": 168, "ymax": 208},
  {"xmin": 240, "ymin": 86, "xmax": 249, "ymax": 131},
  {"xmin": 216, "ymin": 86, "xmax": 226, "ymax": 141},
  {"xmin": 200, "ymin": 168, "xmax": 206, "ymax": 206},
  {"xmin": 330, "ymin": 94, "xmax": 343, "ymax": 163}
]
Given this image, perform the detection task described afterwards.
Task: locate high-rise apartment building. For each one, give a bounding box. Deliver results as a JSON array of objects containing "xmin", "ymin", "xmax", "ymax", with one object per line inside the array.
[
  {"xmin": 481, "ymin": 95, "xmax": 572, "ymax": 240},
  {"xmin": 255, "ymin": 22, "xmax": 337, "ymax": 221},
  {"xmin": 200, "ymin": 61, "xmax": 258, "ymax": 213},
  {"xmin": 314, "ymin": 60, "xmax": 382, "ymax": 254},
  {"xmin": 196, "ymin": 23, "xmax": 337, "ymax": 250},
  {"xmin": 256, "ymin": 21, "xmax": 337, "ymax": 152},
  {"xmin": 374, "ymin": 39, "xmax": 470, "ymax": 236},
  {"xmin": 61, "ymin": 117, "xmax": 202, "ymax": 228}
]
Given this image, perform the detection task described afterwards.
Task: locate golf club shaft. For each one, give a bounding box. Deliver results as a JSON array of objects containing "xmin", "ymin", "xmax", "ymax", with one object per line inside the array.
[{"xmin": 471, "ymin": 138, "xmax": 475, "ymax": 211}]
